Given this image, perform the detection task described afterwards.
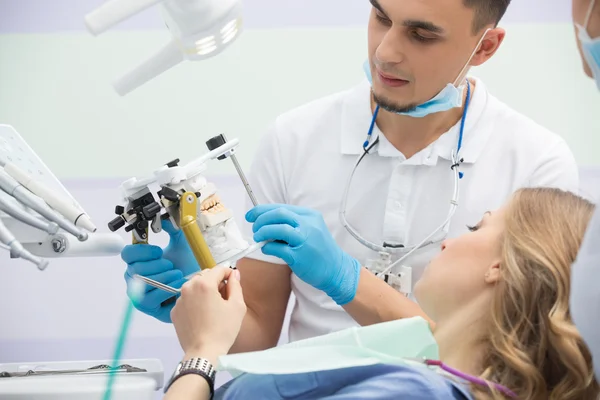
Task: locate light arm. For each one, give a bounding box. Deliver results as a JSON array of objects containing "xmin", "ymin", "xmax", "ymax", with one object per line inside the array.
[
  {"xmin": 85, "ymin": 0, "xmax": 244, "ymax": 96},
  {"xmin": 113, "ymin": 40, "xmax": 184, "ymax": 97},
  {"xmin": 84, "ymin": 0, "xmax": 163, "ymax": 35}
]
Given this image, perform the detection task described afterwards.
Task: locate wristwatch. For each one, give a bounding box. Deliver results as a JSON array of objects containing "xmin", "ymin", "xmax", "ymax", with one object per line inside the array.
[{"xmin": 164, "ymin": 357, "xmax": 217, "ymax": 397}]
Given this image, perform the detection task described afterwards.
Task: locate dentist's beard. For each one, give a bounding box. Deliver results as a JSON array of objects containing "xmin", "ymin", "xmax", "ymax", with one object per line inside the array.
[{"xmin": 372, "ymin": 89, "xmax": 417, "ymax": 114}]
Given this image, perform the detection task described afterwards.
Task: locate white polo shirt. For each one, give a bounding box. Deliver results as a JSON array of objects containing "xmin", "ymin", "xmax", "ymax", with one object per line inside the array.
[{"xmin": 243, "ymin": 77, "xmax": 579, "ymax": 342}]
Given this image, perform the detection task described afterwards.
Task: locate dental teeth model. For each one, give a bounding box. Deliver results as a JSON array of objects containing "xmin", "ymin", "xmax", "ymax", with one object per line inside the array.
[
  {"xmin": 108, "ymin": 134, "xmax": 253, "ymax": 271},
  {"xmin": 159, "ymin": 173, "xmax": 249, "ymax": 265}
]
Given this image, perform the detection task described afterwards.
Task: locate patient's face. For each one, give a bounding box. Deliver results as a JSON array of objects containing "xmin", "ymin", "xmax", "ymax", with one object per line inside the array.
[{"xmin": 414, "ymin": 207, "xmax": 505, "ymax": 320}]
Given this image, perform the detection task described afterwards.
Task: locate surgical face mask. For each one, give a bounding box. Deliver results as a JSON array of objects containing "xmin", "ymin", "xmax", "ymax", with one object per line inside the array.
[
  {"xmin": 364, "ymin": 29, "xmax": 489, "ymax": 118},
  {"xmin": 217, "ymin": 317, "xmax": 438, "ymax": 377},
  {"xmin": 576, "ymin": 0, "xmax": 600, "ymax": 90}
]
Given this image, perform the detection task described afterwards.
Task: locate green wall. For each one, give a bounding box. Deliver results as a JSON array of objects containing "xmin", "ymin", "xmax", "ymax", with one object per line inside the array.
[{"xmin": 1, "ymin": 24, "xmax": 599, "ymax": 179}]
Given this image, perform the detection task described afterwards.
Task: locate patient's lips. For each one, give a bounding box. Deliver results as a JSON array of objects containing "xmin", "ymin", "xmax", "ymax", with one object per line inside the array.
[{"xmin": 200, "ymin": 194, "xmax": 224, "ymax": 214}]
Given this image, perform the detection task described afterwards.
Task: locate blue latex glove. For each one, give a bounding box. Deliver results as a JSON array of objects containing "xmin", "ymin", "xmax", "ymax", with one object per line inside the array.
[
  {"xmin": 245, "ymin": 204, "xmax": 361, "ymax": 305},
  {"xmin": 122, "ymin": 219, "xmax": 200, "ymax": 323},
  {"xmin": 161, "ymin": 218, "xmax": 201, "ymax": 277}
]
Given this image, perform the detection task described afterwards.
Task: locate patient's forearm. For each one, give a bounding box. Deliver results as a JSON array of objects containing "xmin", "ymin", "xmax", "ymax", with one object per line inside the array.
[{"xmin": 343, "ymin": 268, "xmax": 434, "ymax": 328}]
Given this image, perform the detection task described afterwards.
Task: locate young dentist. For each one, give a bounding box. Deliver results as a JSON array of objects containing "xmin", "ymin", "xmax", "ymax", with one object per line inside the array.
[
  {"xmin": 570, "ymin": 0, "xmax": 600, "ymax": 379},
  {"xmin": 123, "ymin": 0, "xmax": 580, "ymax": 351}
]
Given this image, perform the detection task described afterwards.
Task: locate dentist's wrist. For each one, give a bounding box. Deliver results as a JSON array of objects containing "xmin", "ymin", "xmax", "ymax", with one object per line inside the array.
[{"xmin": 327, "ymin": 253, "xmax": 361, "ymax": 306}]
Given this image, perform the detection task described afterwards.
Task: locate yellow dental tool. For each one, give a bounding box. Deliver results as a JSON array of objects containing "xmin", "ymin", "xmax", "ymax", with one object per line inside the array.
[{"xmin": 179, "ymin": 191, "xmax": 216, "ymax": 270}]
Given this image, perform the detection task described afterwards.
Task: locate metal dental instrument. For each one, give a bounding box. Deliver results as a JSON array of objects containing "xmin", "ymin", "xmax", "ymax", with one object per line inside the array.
[
  {"xmin": 206, "ymin": 134, "xmax": 258, "ymax": 207},
  {"xmin": 231, "ymin": 156, "xmax": 257, "ymax": 206},
  {"xmin": 133, "ymin": 274, "xmax": 181, "ymax": 294},
  {"xmin": 0, "ymin": 364, "xmax": 147, "ymax": 378},
  {"xmin": 133, "ymin": 241, "xmax": 269, "ymax": 295}
]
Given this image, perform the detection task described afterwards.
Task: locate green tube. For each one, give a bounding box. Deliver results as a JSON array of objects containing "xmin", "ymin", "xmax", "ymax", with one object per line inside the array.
[{"xmin": 103, "ymin": 279, "xmax": 145, "ymax": 400}]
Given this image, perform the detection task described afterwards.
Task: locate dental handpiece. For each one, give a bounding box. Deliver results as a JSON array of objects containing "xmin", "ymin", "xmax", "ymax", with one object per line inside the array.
[
  {"xmin": 0, "ymin": 217, "xmax": 48, "ymax": 270},
  {"xmin": 0, "ymin": 189, "xmax": 59, "ymax": 235},
  {"xmin": 3, "ymin": 162, "xmax": 97, "ymax": 233},
  {"xmin": 0, "ymin": 170, "xmax": 88, "ymax": 241}
]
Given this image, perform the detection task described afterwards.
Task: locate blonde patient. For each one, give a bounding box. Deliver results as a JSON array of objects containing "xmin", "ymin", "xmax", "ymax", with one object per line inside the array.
[{"xmin": 164, "ymin": 188, "xmax": 600, "ymax": 400}]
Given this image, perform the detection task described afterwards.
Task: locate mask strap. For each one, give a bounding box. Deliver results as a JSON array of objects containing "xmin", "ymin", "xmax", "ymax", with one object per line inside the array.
[
  {"xmin": 584, "ymin": 0, "xmax": 597, "ymax": 29},
  {"xmin": 452, "ymin": 28, "xmax": 491, "ymax": 87}
]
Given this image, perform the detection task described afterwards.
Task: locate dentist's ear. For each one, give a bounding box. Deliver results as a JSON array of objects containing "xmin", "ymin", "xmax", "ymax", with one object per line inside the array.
[{"xmin": 469, "ymin": 27, "xmax": 506, "ymax": 67}]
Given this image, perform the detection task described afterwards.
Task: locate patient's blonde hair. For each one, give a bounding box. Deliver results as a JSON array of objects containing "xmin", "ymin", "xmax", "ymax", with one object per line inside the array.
[{"xmin": 473, "ymin": 188, "xmax": 599, "ymax": 400}]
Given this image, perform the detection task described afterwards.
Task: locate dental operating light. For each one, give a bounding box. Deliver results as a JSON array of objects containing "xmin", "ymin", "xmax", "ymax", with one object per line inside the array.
[{"xmin": 84, "ymin": 0, "xmax": 244, "ymax": 96}]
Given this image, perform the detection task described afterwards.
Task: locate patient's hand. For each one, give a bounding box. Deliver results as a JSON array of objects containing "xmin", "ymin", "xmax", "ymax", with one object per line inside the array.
[{"xmin": 171, "ymin": 266, "xmax": 246, "ymax": 362}]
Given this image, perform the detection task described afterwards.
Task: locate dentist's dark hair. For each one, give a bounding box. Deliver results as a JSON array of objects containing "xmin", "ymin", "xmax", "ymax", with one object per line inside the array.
[{"xmin": 464, "ymin": 0, "xmax": 511, "ymax": 33}]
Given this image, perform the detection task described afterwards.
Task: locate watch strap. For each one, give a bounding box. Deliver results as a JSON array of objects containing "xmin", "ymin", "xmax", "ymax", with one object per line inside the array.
[{"xmin": 164, "ymin": 357, "xmax": 216, "ymax": 397}]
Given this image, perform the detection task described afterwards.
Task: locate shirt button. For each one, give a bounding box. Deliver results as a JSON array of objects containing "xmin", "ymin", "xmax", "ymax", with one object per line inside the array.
[{"xmin": 394, "ymin": 201, "xmax": 402, "ymax": 210}]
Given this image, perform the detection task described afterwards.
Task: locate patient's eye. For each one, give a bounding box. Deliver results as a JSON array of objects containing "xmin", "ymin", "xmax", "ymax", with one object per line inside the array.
[{"xmin": 466, "ymin": 223, "xmax": 481, "ymax": 232}]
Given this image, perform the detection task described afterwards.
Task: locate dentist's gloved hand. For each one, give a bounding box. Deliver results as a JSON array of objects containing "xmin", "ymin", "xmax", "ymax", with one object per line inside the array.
[
  {"xmin": 161, "ymin": 218, "xmax": 201, "ymax": 277},
  {"xmin": 122, "ymin": 219, "xmax": 200, "ymax": 323},
  {"xmin": 246, "ymin": 204, "xmax": 361, "ymax": 306}
]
